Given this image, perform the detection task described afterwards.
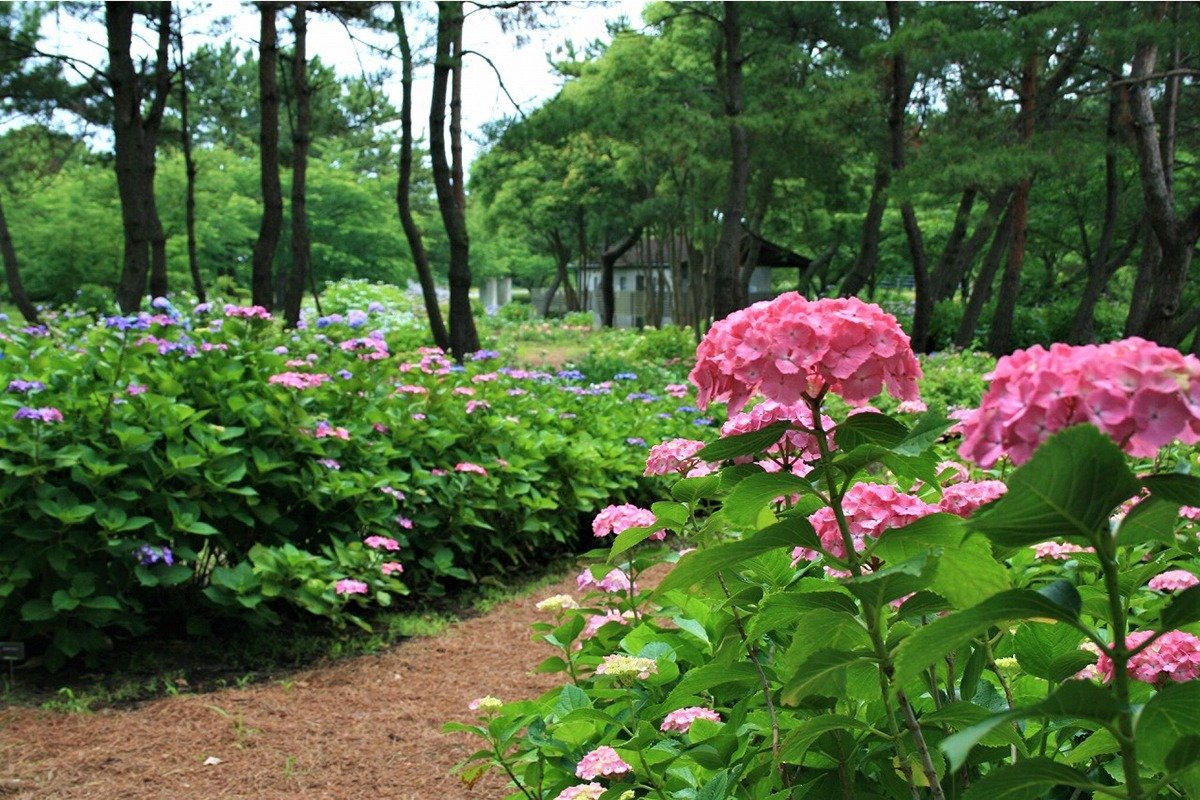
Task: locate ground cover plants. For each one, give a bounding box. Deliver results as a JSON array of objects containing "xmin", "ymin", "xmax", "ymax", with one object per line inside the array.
[
  {"xmin": 453, "ymin": 294, "xmax": 1200, "ymax": 800},
  {"xmin": 0, "ymin": 287, "xmax": 713, "ymax": 672}
]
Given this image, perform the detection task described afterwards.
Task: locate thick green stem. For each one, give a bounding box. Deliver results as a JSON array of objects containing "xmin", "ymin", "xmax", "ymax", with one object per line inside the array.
[{"xmin": 1099, "ymin": 537, "xmax": 1145, "ymax": 799}]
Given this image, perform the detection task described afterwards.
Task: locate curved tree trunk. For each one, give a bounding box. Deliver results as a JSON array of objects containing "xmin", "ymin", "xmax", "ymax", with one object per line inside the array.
[
  {"xmin": 840, "ymin": 163, "xmax": 889, "ymax": 297},
  {"xmin": 712, "ymin": 1, "xmax": 749, "ymax": 320},
  {"xmin": 392, "ymin": 1, "xmax": 449, "ymax": 350},
  {"xmin": 283, "ymin": 2, "xmax": 311, "ymax": 328},
  {"xmin": 955, "ymin": 204, "xmax": 1014, "ymax": 349},
  {"xmin": 0, "ymin": 192, "xmax": 37, "ymax": 323},
  {"xmin": 107, "ymin": 1, "xmax": 172, "ymax": 312},
  {"xmin": 251, "ymin": 2, "xmax": 282, "ymax": 310},
  {"xmin": 430, "ymin": 1, "xmax": 479, "ymax": 360},
  {"xmin": 600, "ymin": 228, "xmax": 642, "ymax": 328},
  {"xmin": 986, "ymin": 51, "xmax": 1038, "ymax": 356},
  {"xmin": 929, "ymin": 187, "xmax": 977, "ymax": 302}
]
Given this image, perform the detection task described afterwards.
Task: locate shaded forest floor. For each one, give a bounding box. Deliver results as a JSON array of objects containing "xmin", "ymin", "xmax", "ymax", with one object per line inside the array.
[{"xmin": 0, "ymin": 564, "xmax": 638, "ymax": 799}]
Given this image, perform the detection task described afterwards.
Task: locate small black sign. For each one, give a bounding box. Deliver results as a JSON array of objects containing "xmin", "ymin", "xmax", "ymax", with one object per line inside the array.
[{"xmin": 0, "ymin": 642, "xmax": 24, "ymax": 661}]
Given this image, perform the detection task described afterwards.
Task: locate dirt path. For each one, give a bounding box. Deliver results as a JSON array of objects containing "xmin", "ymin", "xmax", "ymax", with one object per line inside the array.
[{"xmin": 0, "ymin": 568, "xmax": 604, "ymax": 800}]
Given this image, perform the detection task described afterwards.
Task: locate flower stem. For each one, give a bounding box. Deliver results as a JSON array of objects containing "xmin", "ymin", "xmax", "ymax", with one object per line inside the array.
[{"xmin": 1098, "ymin": 535, "xmax": 1145, "ymax": 800}]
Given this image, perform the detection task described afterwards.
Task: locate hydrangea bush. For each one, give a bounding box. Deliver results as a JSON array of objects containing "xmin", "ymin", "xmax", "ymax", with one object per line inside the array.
[
  {"xmin": 451, "ymin": 293, "xmax": 1200, "ymax": 800},
  {"xmin": 0, "ymin": 297, "xmax": 710, "ymax": 669}
]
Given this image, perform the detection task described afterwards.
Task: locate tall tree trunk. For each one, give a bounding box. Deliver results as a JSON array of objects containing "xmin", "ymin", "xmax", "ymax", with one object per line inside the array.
[
  {"xmin": 987, "ymin": 51, "xmax": 1038, "ymax": 356},
  {"xmin": 712, "ymin": 1, "xmax": 749, "ymax": 320},
  {"xmin": 886, "ymin": 2, "xmax": 933, "ymax": 352},
  {"xmin": 251, "ymin": 2, "xmax": 282, "ymax": 310},
  {"xmin": 0, "ymin": 192, "xmax": 37, "ymax": 323},
  {"xmin": 840, "ymin": 163, "xmax": 889, "ymax": 297},
  {"xmin": 929, "ymin": 187, "xmax": 978, "ymax": 301},
  {"xmin": 1125, "ymin": 8, "xmax": 1200, "ymax": 345},
  {"xmin": 955, "ymin": 204, "xmax": 1014, "ymax": 349},
  {"xmin": 430, "ymin": 1, "xmax": 479, "ymax": 360},
  {"xmin": 392, "ymin": 1, "xmax": 449, "ymax": 350},
  {"xmin": 175, "ymin": 8, "xmax": 204, "ymax": 303},
  {"xmin": 283, "ymin": 2, "xmax": 310, "ymax": 327},
  {"xmin": 107, "ymin": 2, "xmax": 172, "ymax": 313},
  {"xmin": 739, "ymin": 173, "xmax": 774, "ymax": 303},
  {"xmin": 1068, "ymin": 81, "xmax": 1124, "ymax": 344},
  {"xmin": 545, "ymin": 229, "xmax": 577, "ymax": 314},
  {"xmin": 600, "ymin": 228, "xmax": 642, "ymax": 328},
  {"xmin": 952, "ymin": 188, "xmax": 1012, "ymax": 301}
]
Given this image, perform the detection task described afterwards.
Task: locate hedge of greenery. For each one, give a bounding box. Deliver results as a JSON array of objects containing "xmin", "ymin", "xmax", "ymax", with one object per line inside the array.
[{"xmin": 0, "ymin": 294, "xmax": 710, "ymax": 670}]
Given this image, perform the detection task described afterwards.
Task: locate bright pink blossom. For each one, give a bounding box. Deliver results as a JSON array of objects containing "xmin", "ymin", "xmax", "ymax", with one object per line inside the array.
[
  {"xmin": 720, "ymin": 400, "xmax": 834, "ymax": 464},
  {"xmin": 223, "ymin": 304, "xmax": 271, "ymax": 320},
  {"xmin": 959, "ymin": 338, "xmax": 1200, "ymax": 467},
  {"xmin": 1148, "ymin": 570, "xmax": 1200, "ymax": 592},
  {"xmin": 1032, "ymin": 541, "xmax": 1094, "ymax": 560},
  {"xmin": 577, "ymin": 566, "xmax": 631, "ymax": 593},
  {"xmin": 580, "ymin": 610, "xmax": 633, "ymax": 639},
  {"xmin": 364, "ymin": 535, "xmax": 400, "ymax": 551},
  {"xmin": 465, "ymin": 400, "xmax": 490, "ymax": 414},
  {"xmin": 644, "ymin": 438, "xmax": 708, "ymax": 476},
  {"xmin": 381, "ymin": 561, "xmax": 404, "ymax": 576},
  {"xmin": 340, "ymin": 336, "xmax": 389, "ymax": 361},
  {"xmin": 335, "ymin": 578, "xmax": 368, "ymax": 595},
  {"xmin": 575, "ymin": 746, "xmax": 631, "ymax": 781},
  {"xmin": 660, "ymin": 706, "xmax": 722, "ymax": 734},
  {"xmin": 314, "ymin": 421, "xmax": 350, "ymax": 440},
  {"xmin": 592, "ymin": 503, "xmax": 665, "ymax": 541},
  {"xmin": 455, "ymin": 462, "xmax": 488, "ymax": 476},
  {"xmin": 792, "ymin": 483, "xmax": 938, "ymax": 567},
  {"xmin": 269, "ymin": 372, "xmax": 331, "ymax": 390},
  {"xmin": 690, "ymin": 293, "xmax": 922, "ymax": 413},
  {"xmin": 1084, "ymin": 630, "xmax": 1200, "ymax": 684},
  {"xmin": 939, "ymin": 480, "xmax": 1008, "ymax": 518},
  {"xmin": 665, "ymin": 383, "xmax": 690, "ymax": 398}
]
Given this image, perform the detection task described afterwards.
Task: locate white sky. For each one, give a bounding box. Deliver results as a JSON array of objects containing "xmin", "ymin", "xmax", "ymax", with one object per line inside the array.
[{"xmin": 36, "ymin": 0, "xmax": 647, "ymax": 169}]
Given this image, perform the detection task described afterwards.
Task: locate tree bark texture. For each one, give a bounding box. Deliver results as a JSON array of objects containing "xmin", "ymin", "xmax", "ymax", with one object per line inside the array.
[
  {"xmin": 107, "ymin": 1, "xmax": 172, "ymax": 312},
  {"xmin": 600, "ymin": 228, "xmax": 642, "ymax": 328},
  {"xmin": 986, "ymin": 51, "xmax": 1038, "ymax": 356},
  {"xmin": 0, "ymin": 192, "xmax": 37, "ymax": 323},
  {"xmin": 430, "ymin": 1, "xmax": 479, "ymax": 360},
  {"xmin": 251, "ymin": 2, "xmax": 282, "ymax": 310},
  {"xmin": 283, "ymin": 2, "xmax": 311, "ymax": 327},
  {"xmin": 929, "ymin": 187, "xmax": 977, "ymax": 302},
  {"xmin": 1125, "ymin": 10, "xmax": 1200, "ymax": 346},
  {"xmin": 955, "ymin": 204, "xmax": 1014, "ymax": 349},
  {"xmin": 712, "ymin": 1, "xmax": 749, "ymax": 321},
  {"xmin": 840, "ymin": 163, "xmax": 889, "ymax": 297},
  {"xmin": 175, "ymin": 8, "xmax": 204, "ymax": 303},
  {"xmin": 393, "ymin": 1, "xmax": 449, "ymax": 350}
]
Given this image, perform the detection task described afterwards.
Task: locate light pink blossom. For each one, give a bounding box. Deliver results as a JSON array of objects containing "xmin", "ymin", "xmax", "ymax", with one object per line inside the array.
[
  {"xmin": 364, "ymin": 536, "xmax": 400, "ymax": 551},
  {"xmin": 335, "ymin": 578, "xmax": 368, "ymax": 595},
  {"xmin": 580, "ymin": 610, "xmax": 634, "ymax": 639},
  {"xmin": 575, "ymin": 746, "xmax": 631, "ymax": 781},
  {"xmin": 1148, "ymin": 570, "xmax": 1199, "ymax": 592},
  {"xmin": 1032, "ymin": 541, "xmax": 1094, "ymax": 560},
  {"xmin": 644, "ymin": 438, "xmax": 708, "ymax": 476},
  {"xmin": 592, "ymin": 503, "xmax": 664, "ymax": 540},
  {"xmin": 577, "ymin": 567, "xmax": 631, "ymax": 593},
  {"xmin": 791, "ymin": 483, "xmax": 938, "ymax": 567},
  {"xmin": 269, "ymin": 372, "xmax": 331, "ymax": 390},
  {"xmin": 939, "ymin": 480, "xmax": 1008, "ymax": 518},
  {"xmin": 381, "ymin": 561, "xmax": 404, "ymax": 576},
  {"xmin": 720, "ymin": 400, "xmax": 834, "ymax": 464},
  {"xmin": 455, "ymin": 462, "xmax": 488, "ymax": 476},
  {"xmin": 660, "ymin": 706, "xmax": 722, "ymax": 734},
  {"xmin": 554, "ymin": 784, "xmax": 606, "ymax": 800},
  {"xmin": 1083, "ymin": 630, "xmax": 1200, "ymax": 684}
]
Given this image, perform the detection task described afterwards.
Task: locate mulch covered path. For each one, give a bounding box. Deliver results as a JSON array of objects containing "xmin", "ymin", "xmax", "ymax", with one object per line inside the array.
[{"xmin": 0, "ymin": 565, "xmax": 634, "ymax": 800}]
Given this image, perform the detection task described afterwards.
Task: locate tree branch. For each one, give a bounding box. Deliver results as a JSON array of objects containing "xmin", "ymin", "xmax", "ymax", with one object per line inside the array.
[{"xmin": 460, "ymin": 48, "xmax": 527, "ymax": 119}]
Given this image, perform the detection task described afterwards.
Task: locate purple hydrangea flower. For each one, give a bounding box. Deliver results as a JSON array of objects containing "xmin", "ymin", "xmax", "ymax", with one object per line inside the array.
[{"xmin": 14, "ymin": 406, "xmax": 63, "ymax": 423}]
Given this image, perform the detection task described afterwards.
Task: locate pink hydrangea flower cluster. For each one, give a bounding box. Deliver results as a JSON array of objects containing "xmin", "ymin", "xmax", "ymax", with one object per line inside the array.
[
  {"xmin": 1083, "ymin": 630, "xmax": 1200, "ymax": 684},
  {"xmin": 381, "ymin": 561, "xmax": 404, "ymax": 576},
  {"xmin": 1148, "ymin": 570, "xmax": 1200, "ymax": 592},
  {"xmin": 938, "ymin": 480, "xmax": 1007, "ymax": 518},
  {"xmin": 269, "ymin": 372, "xmax": 331, "ymax": 390},
  {"xmin": 689, "ymin": 293, "xmax": 922, "ymax": 413},
  {"xmin": 334, "ymin": 578, "xmax": 368, "ymax": 595},
  {"xmin": 364, "ymin": 536, "xmax": 400, "ymax": 551},
  {"xmin": 592, "ymin": 503, "xmax": 665, "ymax": 541},
  {"xmin": 223, "ymin": 304, "xmax": 271, "ymax": 320},
  {"xmin": 554, "ymin": 783, "xmax": 605, "ymax": 800},
  {"xmin": 339, "ymin": 336, "xmax": 389, "ymax": 361},
  {"xmin": 455, "ymin": 462, "xmax": 488, "ymax": 476},
  {"xmin": 665, "ymin": 383, "xmax": 690, "ymax": 398},
  {"xmin": 313, "ymin": 421, "xmax": 350, "ymax": 440},
  {"xmin": 958, "ymin": 338, "xmax": 1200, "ymax": 468},
  {"xmin": 720, "ymin": 400, "xmax": 834, "ymax": 463},
  {"xmin": 1031, "ymin": 541, "xmax": 1094, "ymax": 560},
  {"xmin": 577, "ymin": 566, "xmax": 631, "ymax": 593},
  {"xmin": 791, "ymin": 483, "xmax": 938, "ymax": 567},
  {"xmin": 660, "ymin": 706, "xmax": 722, "ymax": 734},
  {"xmin": 575, "ymin": 746, "xmax": 631, "ymax": 781},
  {"xmin": 581, "ymin": 610, "xmax": 633, "ymax": 639},
  {"xmin": 644, "ymin": 438, "xmax": 708, "ymax": 476}
]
